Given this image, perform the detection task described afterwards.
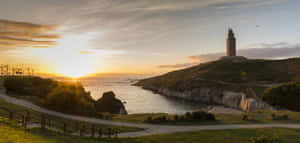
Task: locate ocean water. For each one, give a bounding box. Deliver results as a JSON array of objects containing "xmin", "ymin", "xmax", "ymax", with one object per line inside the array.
[{"xmin": 76, "ymin": 75, "xmax": 203, "ymax": 114}]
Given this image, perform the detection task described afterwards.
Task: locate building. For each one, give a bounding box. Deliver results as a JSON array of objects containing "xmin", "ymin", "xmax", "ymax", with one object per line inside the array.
[{"xmin": 227, "ymin": 29, "xmax": 236, "ymax": 56}]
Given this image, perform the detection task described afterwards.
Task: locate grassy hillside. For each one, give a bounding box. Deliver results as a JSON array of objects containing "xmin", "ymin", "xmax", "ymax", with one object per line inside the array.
[{"xmin": 136, "ymin": 58, "xmax": 300, "ymax": 94}]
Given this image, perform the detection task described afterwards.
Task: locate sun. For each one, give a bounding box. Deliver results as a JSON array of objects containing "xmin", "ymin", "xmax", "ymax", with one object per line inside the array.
[
  {"xmin": 54, "ymin": 33, "xmax": 99, "ymax": 78},
  {"xmin": 28, "ymin": 32, "xmax": 99, "ymax": 78}
]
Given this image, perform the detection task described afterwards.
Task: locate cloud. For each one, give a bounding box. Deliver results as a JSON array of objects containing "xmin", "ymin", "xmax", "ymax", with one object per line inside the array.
[
  {"xmin": 44, "ymin": 0, "xmax": 286, "ymax": 51},
  {"xmin": 157, "ymin": 62, "xmax": 198, "ymax": 69},
  {"xmin": 0, "ymin": 19, "xmax": 58, "ymax": 32},
  {"xmin": 0, "ymin": 19, "xmax": 60, "ymax": 49},
  {"xmin": 80, "ymin": 51, "xmax": 93, "ymax": 54},
  {"xmin": 245, "ymin": 42, "xmax": 289, "ymax": 49},
  {"xmin": 214, "ymin": 0, "xmax": 286, "ymax": 9},
  {"xmin": 161, "ymin": 42, "xmax": 300, "ymax": 70},
  {"xmin": 189, "ymin": 42, "xmax": 300, "ymax": 62},
  {"xmin": 0, "ymin": 31, "xmax": 60, "ymax": 40}
]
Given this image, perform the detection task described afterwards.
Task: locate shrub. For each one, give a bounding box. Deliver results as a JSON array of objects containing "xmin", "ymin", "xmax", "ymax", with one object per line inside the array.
[
  {"xmin": 242, "ymin": 115, "xmax": 249, "ymax": 121},
  {"xmin": 185, "ymin": 112, "xmax": 192, "ymax": 118},
  {"xmin": 147, "ymin": 116, "xmax": 153, "ymax": 122},
  {"xmin": 249, "ymin": 135, "xmax": 283, "ymax": 143},
  {"xmin": 4, "ymin": 76, "xmax": 57, "ymax": 97},
  {"xmin": 271, "ymin": 114, "xmax": 288, "ymax": 120},
  {"xmin": 190, "ymin": 111, "xmax": 216, "ymax": 121},
  {"xmin": 263, "ymin": 82, "xmax": 300, "ymax": 111},
  {"xmin": 151, "ymin": 116, "xmax": 167, "ymax": 122},
  {"xmin": 174, "ymin": 115, "xmax": 179, "ymax": 121},
  {"xmin": 42, "ymin": 82, "xmax": 95, "ymax": 116},
  {"xmin": 179, "ymin": 116, "xmax": 185, "ymax": 121}
]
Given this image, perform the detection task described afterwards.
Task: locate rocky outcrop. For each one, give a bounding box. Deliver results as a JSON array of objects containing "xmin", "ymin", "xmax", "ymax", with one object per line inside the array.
[
  {"xmin": 142, "ymin": 86, "xmax": 274, "ymax": 112},
  {"xmin": 240, "ymin": 95, "xmax": 274, "ymax": 112},
  {"xmin": 222, "ymin": 91, "xmax": 242, "ymax": 109},
  {"xmin": 95, "ymin": 91, "xmax": 127, "ymax": 114}
]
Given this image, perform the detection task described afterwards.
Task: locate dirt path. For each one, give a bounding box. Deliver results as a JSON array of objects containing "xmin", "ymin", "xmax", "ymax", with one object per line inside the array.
[{"xmin": 1, "ymin": 91, "xmax": 300, "ymax": 137}]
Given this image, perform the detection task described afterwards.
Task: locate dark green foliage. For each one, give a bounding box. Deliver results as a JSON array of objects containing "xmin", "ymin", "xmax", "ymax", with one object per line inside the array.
[
  {"xmin": 42, "ymin": 82, "xmax": 95, "ymax": 116},
  {"xmin": 185, "ymin": 112, "xmax": 192, "ymax": 118},
  {"xmin": 174, "ymin": 115, "xmax": 179, "ymax": 121},
  {"xmin": 190, "ymin": 111, "xmax": 216, "ymax": 120},
  {"xmin": 249, "ymin": 135, "xmax": 283, "ymax": 143},
  {"xmin": 271, "ymin": 114, "xmax": 289, "ymax": 120},
  {"xmin": 155, "ymin": 116, "xmax": 167, "ymax": 121},
  {"xmin": 242, "ymin": 115, "xmax": 249, "ymax": 121},
  {"xmin": 263, "ymin": 82, "xmax": 300, "ymax": 111},
  {"xmin": 146, "ymin": 116, "xmax": 152, "ymax": 122},
  {"xmin": 4, "ymin": 76, "xmax": 57, "ymax": 97},
  {"xmin": 146, "ymin": 111, "xmax": 215, "ymax": 123}
]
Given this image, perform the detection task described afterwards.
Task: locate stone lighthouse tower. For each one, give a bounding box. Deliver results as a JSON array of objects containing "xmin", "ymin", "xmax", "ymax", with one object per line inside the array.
[{"xmin": 227, "ymin": 29, "xmax": 236, "ymax": 56}]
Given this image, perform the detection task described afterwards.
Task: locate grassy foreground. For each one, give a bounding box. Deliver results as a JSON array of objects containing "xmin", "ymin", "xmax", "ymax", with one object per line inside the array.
[
  {"xmin": 112, "ymin": 110, "xmax": 300, "ymax": 125},
  {"xmin": 2, "ymin": 116, "xmax": 300, "ymax": 143}
]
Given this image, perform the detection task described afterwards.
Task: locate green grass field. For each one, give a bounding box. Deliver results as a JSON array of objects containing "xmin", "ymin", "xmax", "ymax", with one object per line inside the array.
[
  {"xmin": 2, "ymin": 116, "xmax": 300, "ymax": 143},
  {"xmin": 112, "ymin": 110, "xmax": 300, "ymax": 125}
]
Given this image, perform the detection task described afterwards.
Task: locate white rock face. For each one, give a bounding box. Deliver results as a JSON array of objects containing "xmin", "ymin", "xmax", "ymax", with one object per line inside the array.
[
  {"xmin": 222, "ymin": 91, "xmax": 274, "ymax": 112},
  {"xmin": 240, "ymin": 95, "xmax": 274, "ymax": 112},
  {"xmin": 144, "ymin": 86, "xmax": 274, "ymax": 112},
  {"xmin": 222, "ymin": 91, "xmax": 243, "ymax": 109}
]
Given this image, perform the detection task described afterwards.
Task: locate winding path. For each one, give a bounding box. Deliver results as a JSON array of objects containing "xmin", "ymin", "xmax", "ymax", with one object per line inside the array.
[{"xmin": 1, "ymin": 90, "xmax": 300, "ymax": 137}]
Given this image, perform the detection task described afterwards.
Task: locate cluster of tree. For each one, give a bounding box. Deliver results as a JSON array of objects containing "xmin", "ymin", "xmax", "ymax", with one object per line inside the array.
[
  {"xmin": 4, "ymin": 76, "xmax": 96, "ymax": 116},
  {"xmin": 4, "ymin": 76, "xmax": 57, "ymax": 97},
  {"xmin": 146, "ymin": 111, "xmax": 215, "ymax": 123},
  {"xmin": 41, "ymin": 82, "xmax": 95, "ymax": 116},
  {"xmin": 263, "ymin": 81, "xmax": 300, "ymax": 111}
]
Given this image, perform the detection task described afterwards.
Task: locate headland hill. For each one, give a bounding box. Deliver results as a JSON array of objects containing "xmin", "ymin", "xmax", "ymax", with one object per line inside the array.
[{"xmin": 135, "ymin": 29, "xmax": 300, "ymax": 113}]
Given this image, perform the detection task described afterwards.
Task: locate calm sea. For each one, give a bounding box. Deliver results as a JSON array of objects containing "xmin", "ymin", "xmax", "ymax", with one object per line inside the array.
[{"xmin": 68, "ymin": 74, "xmax": 203, "ymax": 114}]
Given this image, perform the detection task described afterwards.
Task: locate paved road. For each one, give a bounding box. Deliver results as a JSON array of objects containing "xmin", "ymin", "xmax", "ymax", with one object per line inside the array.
[{"xmin": 1, "ymin": 91, "xmax": 300, "ymax": 137}]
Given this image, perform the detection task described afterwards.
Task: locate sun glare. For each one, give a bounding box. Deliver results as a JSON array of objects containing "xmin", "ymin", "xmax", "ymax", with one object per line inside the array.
[{"xmin": 29, "ymin": 32, "xmax": 99, "ymax": 78}]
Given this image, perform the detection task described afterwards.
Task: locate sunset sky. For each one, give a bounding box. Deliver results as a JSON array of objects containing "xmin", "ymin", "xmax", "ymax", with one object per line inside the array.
[{"xmin": 0, "ymin": 0, "xmax": 300, "ymax": 77}]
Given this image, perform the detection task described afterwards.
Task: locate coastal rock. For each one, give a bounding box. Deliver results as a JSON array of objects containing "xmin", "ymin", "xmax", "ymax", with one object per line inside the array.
[
  {"xmin": 95, "ymin": 91, "xmax": 127, "ymax": 114},
  {"xmin": 222, "ymin": 91, "xmax": 243, "ymax": 109},
  {"xmin": 240, "ymin": 95, "xmax": 274, "ymax": 112},
  {"xmin": 208, "ymin": 106, "xmax": 243, "ymax": 114}
]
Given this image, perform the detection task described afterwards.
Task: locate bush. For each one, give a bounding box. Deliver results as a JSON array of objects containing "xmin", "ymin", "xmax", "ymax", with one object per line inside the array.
[
  {"xmin": 42, "ymin": 82, "xmax": 95, "ymax": 116},
  {"xmin": 185, "ymin": 112, "xmax": 192, "ymax": 118},
  {"xmin": 190, "ymin": 111, "xmax": 215, "ymax": 121},
  {"xmin": 263, "ymin": 82, "xmax": 300, "ymax": 111},
  {"xmin": 271, "ymin": 114, "xmax": 288, "ymax": 120},
  {"xmin": 250, "ymin": 135, "xmax": 283, "ymax": 143},
  {"xmin": 174, "ymin": 115, "xmax": 179, "ymax": 121},
  {"xmin": 4, "ymin": 76, "xmax": 57, "ymax": 97},
  {"xmin": 147, "ymin": 116, "xmax": 153, "ymax": 122},
  {"xmin": 242, "ymin": 115, "xmax": 249, "ymax": 121},
  {"xmin": 151, "ymin": 116, "xmax": 167, "ymax": 122}
]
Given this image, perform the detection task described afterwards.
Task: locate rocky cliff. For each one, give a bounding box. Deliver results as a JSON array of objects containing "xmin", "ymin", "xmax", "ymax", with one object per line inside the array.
[
  {"xmin": 95, "ymin": 91, "xmax": 127, "ymax": 114},
  {"xmin": 139, "ymin": 84, "xmax": 273, "ymax": 112}
]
